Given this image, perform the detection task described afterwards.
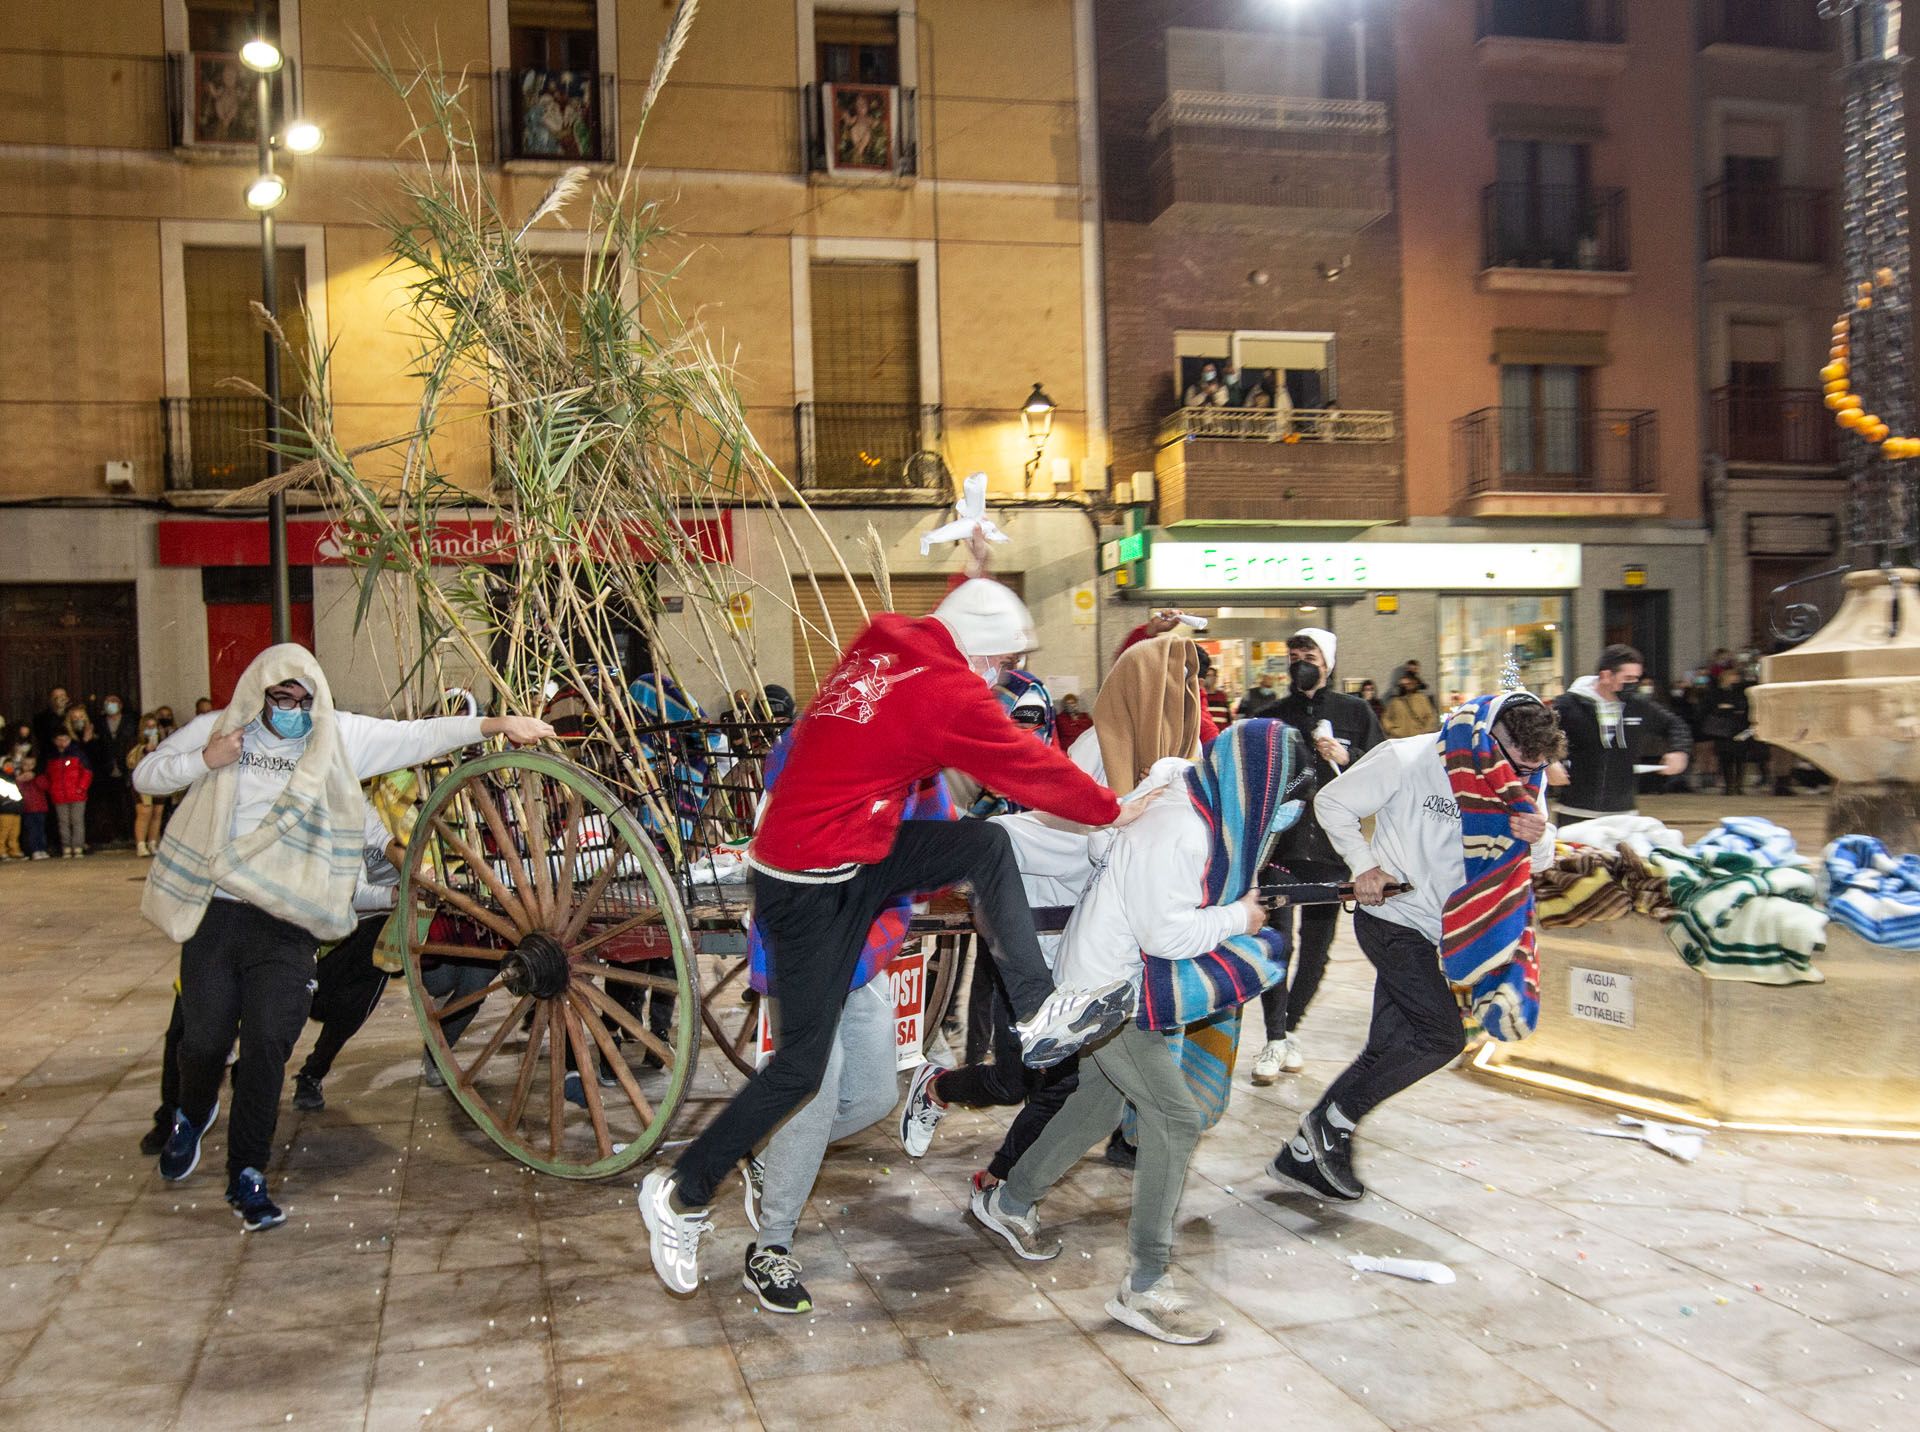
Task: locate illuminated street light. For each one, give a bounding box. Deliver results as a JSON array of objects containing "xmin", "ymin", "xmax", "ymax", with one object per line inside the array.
[
  {"xmin": 244, "ymin": 172, "xmax": 287, "ymax": 210},
  {"xmin": 282, "ymin": 120, "xmax": 324, "ymax": 154},
  {"xmin": 240, "ymin": 38, "xmax": 283, "ymax": 72}
]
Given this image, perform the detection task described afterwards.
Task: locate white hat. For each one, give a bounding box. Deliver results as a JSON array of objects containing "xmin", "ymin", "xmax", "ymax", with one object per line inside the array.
[
  {"xmin": 1292, "ymin": 626, "xmax": 1337, "ymax": 671},
  {"xmin": 934, "ymin": 578, "xmax": 1038, "ymax": 658}
]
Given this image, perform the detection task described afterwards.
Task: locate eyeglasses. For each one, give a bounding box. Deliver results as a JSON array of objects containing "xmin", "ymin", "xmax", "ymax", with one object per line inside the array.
[
  {"xmin": 266, "ymin": 692, "xmax": 315, "ymax": 712},
  {"xmin": 1493, "ymin": 734, "xmax": 1545, "ymax": 777}
]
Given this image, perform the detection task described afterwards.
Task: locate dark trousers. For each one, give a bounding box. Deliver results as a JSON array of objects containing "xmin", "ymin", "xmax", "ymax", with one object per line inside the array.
[
  {"xmin": 674, "ymin": 819, "xmax": 1055, "ymax": 1208},
  {"xmin": 298, "ymin": 915, "xmax": 392, "ymax": 1084},
  {"xmin": 21, "ymin": 811, "xmax": 47, "ymax": 855},
  {"xmin": 424, "ymin": 960, "xmax": 495, "ymax": 1046},
  {"xmin": 1715, "ymin": 737, "xmax": 1745, "ymax": 795},
  {"xmin": 1259, "ymin": 862, "xmax": 1343, "ymax": 1039},
  {"xmin": 176, "ymin": 900, "xmax": 318, "ymax": 1178},
  {"xmin": 87, "ymin": 776, "xmax": 130, "ymax": 846},
  {"xmin": 934, "ymin": 960, "xmax": 1081, "ymax": 1181},
  {"xmin": 153, "ymin": 994, "xmax": 187, "ymax": 1125},
  {"xmin": 962, "ymin": 940, "xmax": 996, "ymax": 1066},
  {"xmin": 1320, "ymin": 909, "xmax": 1466, "ymax": 1122}
]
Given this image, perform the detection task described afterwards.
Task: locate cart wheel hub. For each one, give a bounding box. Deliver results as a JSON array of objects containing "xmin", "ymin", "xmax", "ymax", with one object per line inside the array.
[{"xmin": 501, "ymin": 932, "xmax": 572, "ymax": 999}]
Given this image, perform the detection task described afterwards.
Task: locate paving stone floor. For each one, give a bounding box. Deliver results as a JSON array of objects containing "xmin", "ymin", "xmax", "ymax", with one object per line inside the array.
[{"xmin": 0, "ymin": 793, "xmax": 1916, "ymax": 1430}]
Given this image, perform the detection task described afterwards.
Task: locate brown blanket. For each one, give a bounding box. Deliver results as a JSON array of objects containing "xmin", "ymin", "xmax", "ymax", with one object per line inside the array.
[{"xmin": 1533, "ymin": 843, "xmax": 1674, "ymax": 928}]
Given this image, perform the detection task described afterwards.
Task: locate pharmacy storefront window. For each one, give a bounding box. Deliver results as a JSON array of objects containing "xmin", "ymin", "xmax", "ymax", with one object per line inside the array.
[{"xmin": 1437, "ymin": 596, "xmax": 1566, "ymax": 705}]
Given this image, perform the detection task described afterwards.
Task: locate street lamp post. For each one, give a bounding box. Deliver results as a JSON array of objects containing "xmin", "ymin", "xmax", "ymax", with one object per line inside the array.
[
  {"xmin": 240, "ymin": 3, "xmax": 322, "ymax": 646},
  {"xmin": 1020, "ymin": 382, "xmax": 1057, "ymax": 491}
]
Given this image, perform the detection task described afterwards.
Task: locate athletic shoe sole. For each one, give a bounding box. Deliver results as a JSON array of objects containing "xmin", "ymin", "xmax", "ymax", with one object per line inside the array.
[
  {"xmin": 638, "ymin": 1170, "xmax": 702, "ymax": 1295},
  {"xmin": 741, "ymin": 1272, "xmax": 812, "ymax": 1315},
  {"xmin": 1021, "ymin": 983, "xmax": 1133, "ymax": 1070},
  {"xmin": 1249, "ymin": 1067, "xmax": 1281, "ymax": 1087},
  {"xmin": 968, "ymin": 1186, "xmax": 1061, "ymax": 1262},
  {"xmin": 234, "ymin": 1205, "xmax": 287, "ymax": 1232},
  {"xmin": 1104, "ymin": 1296, "xmax": 1216, "ymax": 1345},
  {"xmin": 1298, "ymin": 1108, "xmax": 1366, "ymax": 1201},
  {"xmin": 157, "ymin": 1098, "xmax": 219, "ymax": 1183},
  {"xmin": 1264, "ymin": 1151, "xmax": 1359, "ymax": 1203},
  {"xmin": 742, "ymin": 1161, "xmax": 762, "ymax": 1233}
]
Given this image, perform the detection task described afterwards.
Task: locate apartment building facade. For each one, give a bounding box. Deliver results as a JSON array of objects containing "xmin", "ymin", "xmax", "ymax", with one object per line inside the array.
[{"xmin": 0, "ymin": 0, "xmax": 1113, "ymax": 718}]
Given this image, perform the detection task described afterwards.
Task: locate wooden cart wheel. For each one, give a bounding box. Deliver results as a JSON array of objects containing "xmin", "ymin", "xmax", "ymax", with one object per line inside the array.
[
  {"xmin": 920, "ymin": 932, "xmax": 967, "ymax": 1058},
  {"xmin": 397, "ymin": 749, "xmax": 699, "ymax": 1179},
  {"xmin": 698, "ymin": 951, "xmax": 763, "ymax": 1078}
]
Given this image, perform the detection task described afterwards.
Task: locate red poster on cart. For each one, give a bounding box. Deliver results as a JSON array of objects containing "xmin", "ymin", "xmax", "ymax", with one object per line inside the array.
[{"xmin": 756, "ymin": 949, "xmax": 926, "ymax": 1073}]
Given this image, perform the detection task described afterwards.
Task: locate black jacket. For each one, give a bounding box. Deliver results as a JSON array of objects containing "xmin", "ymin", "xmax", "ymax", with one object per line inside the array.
[
  {"xmin": 1249, "ymin": 686, "xmax": 1383, "ymax": 868},
  {"xmin": 1551, "ymin": 683, "xmax": 1693, "ymax": 817},
  {"xmin": 1699, "ymin": 687, "xmax": 1750, "ymax": 741}
]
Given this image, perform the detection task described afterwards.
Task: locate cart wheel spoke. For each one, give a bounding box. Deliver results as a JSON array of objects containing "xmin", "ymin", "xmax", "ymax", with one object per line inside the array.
[
  {"xmin": 431, "ymin": 977, "xmax": 504, "ymax": 1026},
  {"xmin": 505, "ymin": 777, "xmax": 557, "ymax": 927},
  {"xmin": 571, "ymin": 986, "xmax": 656, "ymax": 1126},
  {"xmin": 409, "ymin": 868, "xmax": 521, "ymax": 946},
  {"xmin": 558, "ymin": 996, "xmax": 614, "ymax": 1161},
  {"xmin": 578, "ymin": 979, "xmax": 677, "ymax": 1069},
  {"xmin": 431, "ymin": 809, "xmax": 538, "ymax": 938},
  {"xmin": 547, "ymin": 1003, "xmax": 567, "ymax": 1159},
  {"xmin": 468, "ymin": 779, "xmax": 543, "ymax": 923},
  {"xmin": 574, "ymin": 959, "xmax": 681, "ymax": 995},
  {"xmin": 504, "ymin": 1001, "xmax": 549, "ymax": 1134},
  {"xmin": 460, "ymin": 994, "xmax": 533, "ymax": 1087}
]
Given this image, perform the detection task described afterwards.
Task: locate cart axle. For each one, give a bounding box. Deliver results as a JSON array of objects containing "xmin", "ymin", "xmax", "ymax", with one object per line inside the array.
[{"xmin": 501, "ymin": 932, "xmax": 572, "ymax": 1000}]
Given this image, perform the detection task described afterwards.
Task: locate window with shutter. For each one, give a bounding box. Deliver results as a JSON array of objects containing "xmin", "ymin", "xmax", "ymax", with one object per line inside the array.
[
  {"xmin": 788, "ymin": 574, "xmax": 1023, "ymax": 704},
  {"xmin": 806, "ymin": 261, "xmax": 923, "ymax": 488}
]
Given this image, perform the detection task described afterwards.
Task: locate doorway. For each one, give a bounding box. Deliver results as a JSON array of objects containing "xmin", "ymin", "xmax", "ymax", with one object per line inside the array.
[
  {"xmin": 1601, "ymin": 589, "xmax": 1671, "ymax": 687},
  {"xmin": 0, "ymin": 584, "xmax": 141, "ymax": 729}
]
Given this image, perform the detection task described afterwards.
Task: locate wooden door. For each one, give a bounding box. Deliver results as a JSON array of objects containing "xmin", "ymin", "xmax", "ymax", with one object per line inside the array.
[{"xmin": 0, "ymin": 584, "xmax": 140, "ymax": 726}]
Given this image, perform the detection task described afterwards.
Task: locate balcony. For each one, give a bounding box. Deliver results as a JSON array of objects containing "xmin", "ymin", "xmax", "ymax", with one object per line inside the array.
[
  {"xmin": 802, "ymin": 83, "xmax": 919, "ymax": 179},
  {"xmin": 1700, "ymin": 0, "xmax": 1830, "ymax": 54},
  {"xmin": 1479, "ymin": 183, "xmax": 1632, "ymax": 296},
  {"xmin": 494, "ymin": 69, "xmax": 616, "ymax": 164},
  {"xmin": 1476, "ymin": 0, "xmax": 1627, "ymax": 76},
  {"xmin": 794, "ymin": 402, "xmax": 943, "ymax": 492},
  {"xmin": 165, "ymin": 51, "xmax": 292, "ymax": 152},
  {"xmin": 1704, "ymin": 182, "xmax": 1830, "ymax": 266},
  {"xmin": 1154, "ymin": 405, "xmax": 1402, "ymax": 525},
  {"xmin": 162, "ymin": 396, "xmax": 275, "ymax": 494},
  {"xmin": 1454, "ymin": 406, "xmax": 1663, "ymax": 518},
  {"xmin": 1145, "ymin": 91, "xmax": 1392, "ymax": 235},
  {"xmin": 1712, "ymin": 386, "xmax": 1840, "ymax": 467}
]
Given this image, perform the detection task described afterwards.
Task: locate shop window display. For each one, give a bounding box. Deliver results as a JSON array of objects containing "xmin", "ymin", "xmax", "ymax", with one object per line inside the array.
[{"xmin": 1438, "ymin": 596, "xmax": 1565, "ymax": 703}]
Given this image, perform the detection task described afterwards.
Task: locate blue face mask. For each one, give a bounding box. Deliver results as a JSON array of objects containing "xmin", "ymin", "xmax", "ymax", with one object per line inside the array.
[{"xmin": 265, "ymin": 708, "xmax": 312, "ymax": 741}]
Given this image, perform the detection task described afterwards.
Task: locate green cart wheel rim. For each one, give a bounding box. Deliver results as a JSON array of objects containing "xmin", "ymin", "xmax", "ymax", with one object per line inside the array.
[{"xmin": 397, "ymin": 748, "xmax": 700, "ymax": 1179}]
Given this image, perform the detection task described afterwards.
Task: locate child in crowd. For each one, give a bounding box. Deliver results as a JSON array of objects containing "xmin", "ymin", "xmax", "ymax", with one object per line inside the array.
[
  {"xmin": 17, "ymin": 754, "xmax": 50, "ymax": 859},
  {"xmin": 129, "ymin": 713, "xmax": 167, "ymax": 857},
  {"xmin": 0, "ymin": 754, "xmax": 21, "ymax": 860},
  {"xmin": 46, "ymin": 731, "xmax": 92, "ymax": 858}
]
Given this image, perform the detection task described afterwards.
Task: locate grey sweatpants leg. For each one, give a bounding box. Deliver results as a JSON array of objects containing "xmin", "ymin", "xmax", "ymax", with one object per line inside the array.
[
  {"xmin": 1001, "ymin": 1022, "xmax": 1205, "ymax": 1282},
  {"xmin": 755, "ymin": 975, "xmax": 900, "ymax": 1252}
]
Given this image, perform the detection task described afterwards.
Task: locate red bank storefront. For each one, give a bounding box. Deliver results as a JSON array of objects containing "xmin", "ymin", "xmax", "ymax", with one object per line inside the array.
[{"xmin": 156, "ymin": 515, "xmax": 732, "ymax": 705}]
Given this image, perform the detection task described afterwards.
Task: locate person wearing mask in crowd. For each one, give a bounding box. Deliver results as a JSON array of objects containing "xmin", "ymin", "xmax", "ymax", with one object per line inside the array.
[
  {"xmin": 154, "ymin": 704, "xmax": 179, "ymax": 738},
  {"xmin": 132, "ymin": 643, "xmax": 555, "ymax": 1230},
  {"xmin": 87, "ymin": 694, "xmax": 132, "ymax": 848},
  {"xmin": 1204, "ymin": 664, "xmax": 1234, "ymax": 731},
  {"xmin": 1699, "ymin": 667, "xmax": 1750, "ymax": 798},
  {"xmin": 1270, "ymin": 694, "xmax": 1561, "ymax": 1202},
  {"xmin": 1237, "ymin": 672, "xmax": 1279, "ymax": 718},
  {"xmin": 638, "ymin": 579, "xmax": 1150, "ymax": 1296},
  {"xmin": 1380, "ymin": 670, "xmax": 1440, "ymax": 739},
  {"xmin": 1548, "ymin": 645, "xmax": 1691, "ymax": 821},
  {"xmin": 32, "ymin": 686, "xmax": 70, "ymax": 755},
  {"xmin": 1183, "ymin": 364, "xmax": 1228, "ymax": 408},
  {"xmin": 16, "ymin": 753, "xmax": 50, "ymax": 859},
  {"xmin": 45, "ymin": 730, "xmax": 92, "ymax": 858},
  {"xmin": 129, "ymin": 713, "xmax": 167, "ymax": 857},
  {"xmin": 1357, "ymin": 679, "xmax": 1384, "ymax": 722},
  {"xmin": 62, "ymin": 701, "xmax": 94, "ymax": 749},
  {"xmin": 1387, "ymin": 657, "xmax": 1424, "ymax": 693},
  {"xmin": 1243, "ymin": 628, "xmax": 1382, "ymax": 1083}
]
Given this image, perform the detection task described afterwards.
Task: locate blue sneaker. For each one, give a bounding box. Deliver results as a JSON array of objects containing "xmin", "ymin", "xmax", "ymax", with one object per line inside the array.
[
  {"xmin": 225, "ymin": 1167, "xmax": 286, "ymax": 1231},
  {"xmin": 157, "ymin": 1099, "xmax": 219, "ymax": 1182}
]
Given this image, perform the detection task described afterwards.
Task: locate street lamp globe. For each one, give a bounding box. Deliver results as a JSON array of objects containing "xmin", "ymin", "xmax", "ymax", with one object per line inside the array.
[
  {"xmin": 282, "ymin": 120, "xmax": 324, "ymax": 154},
  {"xmin": 245, "ymin": 173, "xmax": 288, "ymax": 211},
  {"xmin": 1020, "ymin": 382, "xmax": 1057, "ymax": 449},
  {"xmin": 239, "ymin": 38, "xmax": 283, "ymax": 73}
]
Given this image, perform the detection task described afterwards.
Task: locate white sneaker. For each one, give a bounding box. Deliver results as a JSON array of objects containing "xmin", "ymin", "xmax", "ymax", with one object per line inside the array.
[
  {"xmin": 639, "ymin": 1168, "xmax": 711, "ymax": 1294},
  {"xmin": 968, "ymin": 1182, "xmax": 1061, "ymax": 1262},
  {"xmin": 1105, "ymin": 1273, "xmax": 1220, "ymax": 1345},
  {"xmin": 1250, "ymin": 1040, "xmax": 1287, "ymax": 1086},
  {"xmin": 1280, "ymin": 1035, "xmax": 1305, "ymax": 1073},
  {"xmin": 741, "ymin": 1155, "xmax": 764, "ymax": 1232},
  {"xmin": 898, "ymin": 1062, "xmax": 947, "ymax": 1159},
  {"xmin": 1015, "ymin": 979, "xmax": 1134, "ymax": 1069},
  {"xmin": 135, "ymin": 841, "xmax": 150, "ymax": 857}
]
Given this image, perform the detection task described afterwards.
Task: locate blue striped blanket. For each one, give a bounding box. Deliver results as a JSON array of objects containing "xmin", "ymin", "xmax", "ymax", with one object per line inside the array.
[{"xmin": 1823, "ymin": 835, "xmax": 1920, "ymax": 949}]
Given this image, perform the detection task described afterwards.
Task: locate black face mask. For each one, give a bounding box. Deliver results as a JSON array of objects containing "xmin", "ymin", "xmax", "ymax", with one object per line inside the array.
[{"xmin": 1288, "ymin": 659, "xmax": 1321, "ymax": 694}]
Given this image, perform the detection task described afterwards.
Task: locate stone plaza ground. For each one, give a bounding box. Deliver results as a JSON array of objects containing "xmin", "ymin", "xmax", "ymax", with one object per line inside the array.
[{"xmin": 0, "ymin": 796, "xmax": 1917, "ymax": 1430}]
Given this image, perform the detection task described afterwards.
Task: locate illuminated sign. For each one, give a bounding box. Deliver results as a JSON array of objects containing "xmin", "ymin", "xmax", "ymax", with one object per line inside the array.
[{"xmin": 1147, "ymin": 542, "xmax": 1580, "ymax": 592}]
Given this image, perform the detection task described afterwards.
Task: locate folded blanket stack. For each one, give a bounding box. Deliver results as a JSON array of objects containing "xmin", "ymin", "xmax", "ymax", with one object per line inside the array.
[
  {"xmin": 1557, "ymin": 812, "xmax": 1686, "ymax": 858},
  {"xmin": 1822, "ymin": 835, "xmax": 1920, "ymax": 950},
  {"xmin": 1534, "ymin": 843, "xmax": 1673, "ymax": 928},
  {"xmin": 1691, "ymin": 816, "xmax": 1804, "ymax": 868},
  {"xmin": 1642, "ymin": 845, "xmax": 1827, "ymax": 985}
]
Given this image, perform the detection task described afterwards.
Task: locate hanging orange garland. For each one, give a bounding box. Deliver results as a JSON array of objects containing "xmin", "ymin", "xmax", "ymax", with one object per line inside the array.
[{"xmin": 1824, "ymin": 272, "xmax": 1917, "ymax": 458}]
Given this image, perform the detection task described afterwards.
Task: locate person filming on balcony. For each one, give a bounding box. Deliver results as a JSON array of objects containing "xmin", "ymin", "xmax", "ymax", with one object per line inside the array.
[
  {"xmin": 1548, "ymin": 644, "xmax": 1691, "ymax": 822},
  {"xmin": 1183, "ymin": 364, "xmax": 1229, "ymax": 409}
]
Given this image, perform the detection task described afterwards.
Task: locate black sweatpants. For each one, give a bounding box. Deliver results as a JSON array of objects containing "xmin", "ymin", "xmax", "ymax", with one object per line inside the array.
[
  {"xmin": 298, "ymin": 915, "xmax": 392, "ymax": 1084},
  {"xmin": 1320, "ymin": 909, "xmax": 1466, "ymax": 1122},
  {"xmin": 933, "ymin": 960, "xmax": 1081, "ymax": 1182},
  {"xmin": 176, "ymin": 900, "xmax": 319, "ymax": 1178},
  {"xmin": 673, "ymin": 819, "xmax": 1056, "ymax": 1208},
  {"xmin": 1259, "ymin": 862, "xmax": 1343, "ymax": 1039}
]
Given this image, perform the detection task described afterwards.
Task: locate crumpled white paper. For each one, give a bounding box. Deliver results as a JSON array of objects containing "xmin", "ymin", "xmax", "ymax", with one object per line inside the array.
[
  {"xmin": 1583, "ymin": 1114, "xmax": 1706, "ymax": 1163},
  {"xmin": 919, "ymin": 471, "xmax": 1009, "ymax": 556},
  {"xmin": 1348, "ymin": 1254, "xmax": 1456, "ymax": 1285}
]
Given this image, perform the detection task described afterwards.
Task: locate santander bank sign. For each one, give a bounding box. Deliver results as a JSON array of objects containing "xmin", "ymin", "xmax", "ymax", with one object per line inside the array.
[{"xmin": 157, "ymin": 514, "xmax": 732, "ymax": 569}]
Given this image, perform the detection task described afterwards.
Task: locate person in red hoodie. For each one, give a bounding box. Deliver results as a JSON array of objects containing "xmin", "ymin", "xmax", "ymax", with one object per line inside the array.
[
  {"xmin": 45, "ymin": 731, "xmax": 93, "ymax": 858},
  {"xmin": 640, "ymin": 578, "xmax": 1152, "ymax": 1295}
]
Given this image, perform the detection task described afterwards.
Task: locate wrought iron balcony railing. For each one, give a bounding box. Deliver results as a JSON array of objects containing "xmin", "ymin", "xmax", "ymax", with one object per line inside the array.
[
  {"xmin": 1482, "ymin": 183, "xmax": 1629, "ymax": 272},
  {"xmin": 162, "ymin": 395, "xmax": 278, "ymax": 493},
  {"xmin": 1147, "ymin": 91, "xmax": 1389, "ymax": 139},
  {"xmin": 1162, "ymin": 406, "xmax": 1396, "ymax": 444},
  {"xmin": 1711, "ymin": 386, "xmax": 1840, "ymax": 466},
  {"xmin": 1456, "ymin": 406, "xmax": 1657, "ymax": 496},
  {"xmin": 1477, "ymin": 0, "xmax": 1624, "ymax": 44},
  {"xmin": 793, "ymin": 402, "xmax": 942, "ymax": 490},
  {"xmin": 1704, "ymin": 181, "xmax": 1831, "ymax": 264},
  {"xmin": 494, "ymin": 69, "xmax": 616, "ymax": 163}
]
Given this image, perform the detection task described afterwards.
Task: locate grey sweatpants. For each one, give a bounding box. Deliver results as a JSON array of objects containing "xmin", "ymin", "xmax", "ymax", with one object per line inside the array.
[
  {"xmin": 55, "ymin": 802, "xmax": 86, "ymax": 852},
  {"xmin": 1002, "ymin": 1021, "xmax": 1204, "ymax": 1281},
  {"xmin": 755, "ymin": 974, "xmax": 899, "ymax": 1252}
]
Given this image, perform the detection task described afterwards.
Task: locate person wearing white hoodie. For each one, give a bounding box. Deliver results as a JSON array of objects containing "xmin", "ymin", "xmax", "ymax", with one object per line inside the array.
[{"xmin": 1268, "ymin": 696, "xmax": 1562, "ymax": 1204}]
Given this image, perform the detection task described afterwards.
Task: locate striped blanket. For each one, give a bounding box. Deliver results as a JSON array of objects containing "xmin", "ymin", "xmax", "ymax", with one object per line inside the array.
[
  {"xmin": 1534, "ymin": 842, "xmax": 1674, "ymax": 928},
  {"xmin": 1438, "ymin": 695, "xmax": 1547, "ymax": 1042},
  {"xmin": 1693, "ymin": 816, "xmax": 1804, "ymax": 868},
  {"xmin": 1643, "ymin": 845, "xmax": 1827, "ymax": 984},
  {"xmin": 1822, "ymin": 835, "xmax": 1920, "ymax": 949},
  {"xmin": 1135, "ymin": 718, "xmax": 1312, "ymax": 1032}
]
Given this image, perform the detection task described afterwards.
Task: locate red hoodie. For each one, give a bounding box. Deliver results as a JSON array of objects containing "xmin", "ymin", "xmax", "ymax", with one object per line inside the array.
[
  {"xmin": 752, "ymin": 613, "xmax": 1121, "ymax": 873},
  {"xmin": 45, "ymin": 751, "xmax": 92, "ymax": 805}
]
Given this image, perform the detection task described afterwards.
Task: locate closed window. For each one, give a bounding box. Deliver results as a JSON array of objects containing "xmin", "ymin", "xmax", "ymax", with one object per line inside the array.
[
  {"xmin": 806, "ymin": 261, "xmax": 923, "ymax": 487},
  {"xmin": 1499, "ymin": 363, "xmax": 1589, "ymax": 479},
  {"xmin": 816, "ymin": 10, "xmax": 900, "ymax": 85}
]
